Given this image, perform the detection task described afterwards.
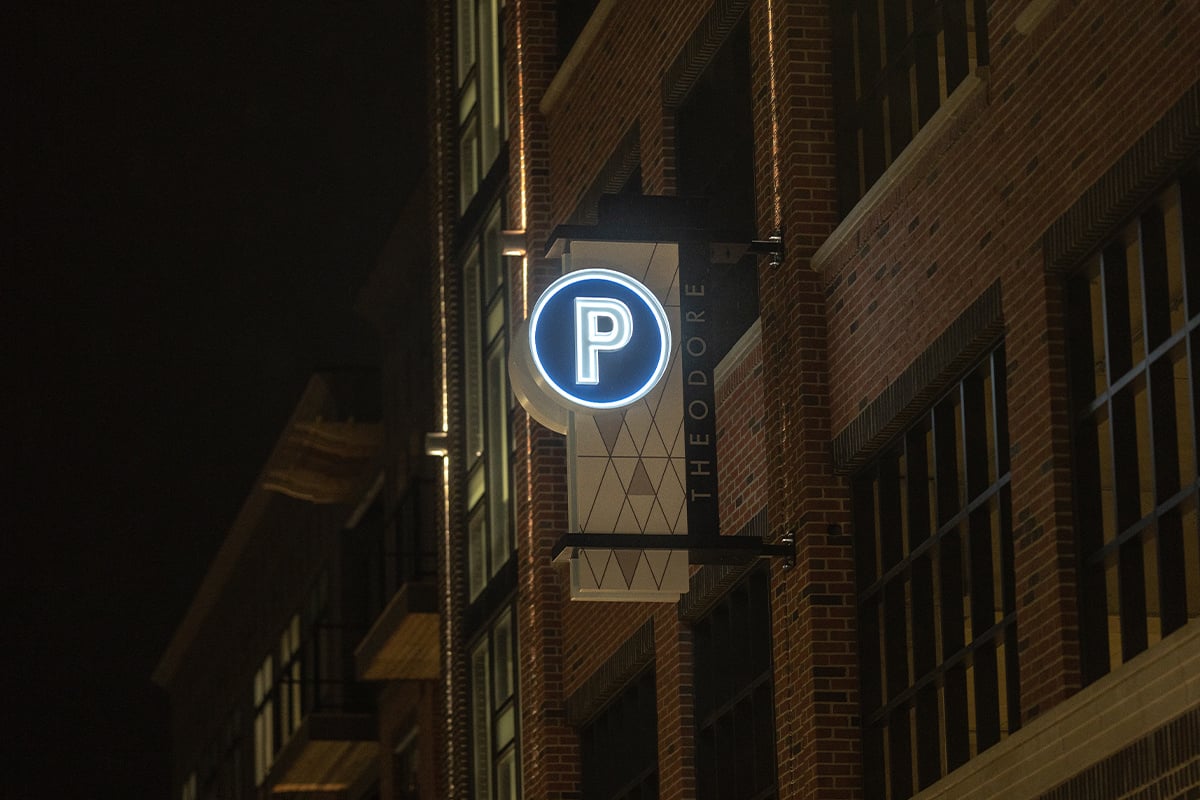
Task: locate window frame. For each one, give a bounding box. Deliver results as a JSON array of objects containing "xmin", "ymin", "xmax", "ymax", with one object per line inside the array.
[
  {"xmin": 579, "ymin": 667, "xmax": 658, "ymax": 800},
  {"xmin": 831, "ymin": 0, "xmax": 990, "ymax": 215},
  {"xmin": 455, "ymin": 0, "xmax": 507, "ymax": 214},
  {"xmin": 469, "ymin": 606, "xmax": 520, "ymax": 800},
  {"xmin": 462, "ymin": 203, "xmax": 516, "ymax": 604},
  {"xmin": 252, "ymin": 652, "xmax": 275, "ymax": 786},
  {"xmin": 691, "ymin": 567, "xmax": 777, "ymax": 800},
  {"xmin": 851, "ymin": 347, "xmax": 1020, "ymax": 799},
  {"xmin": 1066, "ymin": 170, "xmax": 1200, "ymax": 684}
]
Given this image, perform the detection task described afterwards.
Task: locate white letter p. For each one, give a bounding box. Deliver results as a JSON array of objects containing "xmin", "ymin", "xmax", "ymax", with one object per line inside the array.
[{"xmin": 574, "ymin": 297, "xmax": 633, "ymax": 385}]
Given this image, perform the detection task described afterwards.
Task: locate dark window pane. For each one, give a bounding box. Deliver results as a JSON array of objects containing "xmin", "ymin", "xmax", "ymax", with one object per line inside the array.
[
  {"xmin": 832, "ymin": 0, "xmax": 989, "ymax": 214},
  {"xmin": 1068, "ymin": 170, "xmax": 1200, "ymax": 684},
  {"xmin": 580, "ymin": 669, "xmax": 658, "ymax": 800},
  {"xmin": 853, "ymin": 351, "xmax": 1016, "ymax": 798},
  {"xmin": 694, "ymin": 568, "xmax": 777, "ymax": 800}
]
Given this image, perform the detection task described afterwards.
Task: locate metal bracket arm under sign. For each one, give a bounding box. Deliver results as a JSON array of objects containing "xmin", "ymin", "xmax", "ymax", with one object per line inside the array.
[{"xmin": 551, "ymin": 532, "xmax": 796, "ymax": 569}]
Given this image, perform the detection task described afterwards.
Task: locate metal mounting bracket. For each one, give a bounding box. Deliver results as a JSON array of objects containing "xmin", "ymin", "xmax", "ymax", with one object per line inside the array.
[
  {"xmin": 551, "ymin": 532, "xmax": 797, "ymax": 568},
  {"xmin": 747, "ymin": 228, "xmax": 785, "ymax": 268}
]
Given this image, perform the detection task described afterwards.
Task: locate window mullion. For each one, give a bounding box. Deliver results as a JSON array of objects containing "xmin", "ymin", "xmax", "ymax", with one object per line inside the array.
[
  {"xmin": 963, "ymin": 368, "xmax": 1001, "ymax": 750},
  {"xmin": 932, "ymin": 392, "xmax": 970, "ymax": 771}
]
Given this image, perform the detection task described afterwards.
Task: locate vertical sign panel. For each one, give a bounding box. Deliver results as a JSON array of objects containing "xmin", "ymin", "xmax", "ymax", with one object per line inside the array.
[
  {"xmin": 679, "ymin": 239, "xmax": 719, "ymax": 534},
  {"xmin": 564, "ymin": 240, "xmax": 691, "ymax": 600}
]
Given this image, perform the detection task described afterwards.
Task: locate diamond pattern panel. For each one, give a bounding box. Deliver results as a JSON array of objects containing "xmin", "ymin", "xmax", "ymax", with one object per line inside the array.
[{"xmin": 565, "ymin": 241, "xmax": 689, "ymax": 600}]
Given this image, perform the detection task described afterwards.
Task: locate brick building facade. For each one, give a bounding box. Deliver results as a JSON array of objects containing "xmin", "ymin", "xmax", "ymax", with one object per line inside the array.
[
  {"xmin": 430, "ymin": 0, "xmax": 1200, "ymax": 798},
  {"xmin": 159, "ymin": 0, "xmax": 1200, "ymax": 798}
]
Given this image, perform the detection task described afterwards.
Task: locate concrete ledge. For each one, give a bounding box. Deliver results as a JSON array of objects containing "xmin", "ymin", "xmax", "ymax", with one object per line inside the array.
[
  {"xmin": 913, "ymin": 620, "xmax": 1200, "ymax": 800},
  {"xmin": 713, "ymin": 317, "xmax": 760, "ymax": 390},
  {"xmin": 540, "ymin": 0, "xmax": 620, "ymax": 116},
  {"xmin": 812, "ymin": 71, "xmax": 990, "ymax": 275}
]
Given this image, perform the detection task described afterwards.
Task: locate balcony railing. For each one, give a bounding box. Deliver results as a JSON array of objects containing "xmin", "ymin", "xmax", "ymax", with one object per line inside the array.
[
  {"xmin": 261, "ymin": 621, "xmax": 377, "ymax": 793},
  {"xmin": 353, "ymin": 478, "xmax": 441, "ymax": 681}
]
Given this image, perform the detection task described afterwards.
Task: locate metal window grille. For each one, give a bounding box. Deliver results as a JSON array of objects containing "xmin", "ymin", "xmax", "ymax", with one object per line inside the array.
[
  {"xmin": 1067, "ymin": 170, "xmax": 1200, "ymax": 684},
  {"xmin": 693, "ymin": 568, "xmax": 777, "ymax": 800},
  {"xmin": 580, "ymin": 668, "xmax": 659, "ymax": 800},
  {"xmin": 361, "ymin": 478, "xmax": 439, "ymax": 622},
  {"xmin": 251, "ymin": 575, "xmax": 374, "ymax": 785},
  {"xmin": 852, "ymin": 348, "xmax": 1019, "ymax": 800},
  {"xmin": 832, "ymin": 0, "xmax": 989, "ymax": 215}
]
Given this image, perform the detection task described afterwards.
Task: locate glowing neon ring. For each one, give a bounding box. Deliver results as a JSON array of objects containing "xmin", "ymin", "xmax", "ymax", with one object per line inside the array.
[{"xmin": 528, "ymin": 268, "xmax": 672, "ymax": 410}]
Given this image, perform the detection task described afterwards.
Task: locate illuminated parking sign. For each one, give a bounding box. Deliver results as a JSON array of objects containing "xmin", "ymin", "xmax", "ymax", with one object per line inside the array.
[{"xmin": 529, "ymin": 269, "xmax": 671, "ymax": 410}]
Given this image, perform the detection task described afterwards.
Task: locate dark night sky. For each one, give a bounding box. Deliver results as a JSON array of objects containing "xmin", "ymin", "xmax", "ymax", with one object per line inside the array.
[{"xmin": 5, "ymin": 3, "xmax": 424, "ymax": 796}]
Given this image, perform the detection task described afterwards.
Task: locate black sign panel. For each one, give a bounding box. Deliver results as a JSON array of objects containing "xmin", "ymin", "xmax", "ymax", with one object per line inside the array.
[{"xmin": 678, "ymin": 239, "xmax": 719, "ymax": 536}]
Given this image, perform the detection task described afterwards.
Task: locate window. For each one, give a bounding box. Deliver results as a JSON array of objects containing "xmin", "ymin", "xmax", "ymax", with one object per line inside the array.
[
  {"xmin": 470, "ymin": 608, "xmax": 519, "ymax": 800},
  {"xmin": 1067, "ymin": 171, "xmax": 1200, "ymax": 683},
  {"xmin": 456, "ymin": 0, "xmax": 506, "ymax": 213},
  {"xmin": 251, "ymin": 575, "xmax": 364, "ymax": 788},
  {"xmin": 252, "ymin": 654, "xmax": 275, "ymax": 786},
  {"xmin": 278, "ymin": 614, "xmax": 303, "ymax": 744},
  {"xmin": 693, "ymin": 568, "xmax": 777, "ymax": 800},
  {"xmin": 464, "ymin": 205, "xmax": 514, "ymax": 601},
  {"xmin": 852, "ymin": 349, "xmax": 1019, "ymax": 799},
  {"xmin": 363, "ymin": 479, "xmax": 439, "ymax": 623},
  {"xmin": 252, "ymin": 615, "xmax": 307, "ymax": 787},
  {"xmin": 832, "ymin": 0, "xmax": 989, "ymax": 214},
  {"xmin": 580, "ymin": 668, "xmax": 658, "ymax": 800}
]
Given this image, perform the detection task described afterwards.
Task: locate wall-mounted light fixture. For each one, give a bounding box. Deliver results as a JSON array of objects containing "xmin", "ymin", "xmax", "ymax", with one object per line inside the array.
[
  {"xmin": 424, "ymin": 431, "xmax": 449, "ymax": 458},
  {"xmin": 499, "ymin": 229, "xmax": 527, "ymax": 257}
]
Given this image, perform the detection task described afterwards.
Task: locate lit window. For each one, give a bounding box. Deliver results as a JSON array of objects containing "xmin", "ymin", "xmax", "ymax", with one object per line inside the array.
[
  {"xmin": 278, "ymin": 614, "xmax": 303, "ymax": 744},
  {"xmin": 251, "ymin": 581, "xmax": 336, "ymax": 788},
  {"xmin": 456, "ymin": 0, "xmax": 507, "ymax": 213},
  {"xmin": 1067, "ymin": 170, "xmax": 1200, "ymax": 682},
  {"xmin": 180, "ymin": 772, "xmax": 197, "ymax": 800},
  {"xmin": 252, "ymin": 654, "xmax": 275, "ymax": 786},
  {"xmin": 470, "ymin": 608, "xmax": 520, "ymax": 800},
  {"xmin": 852, "ymin": 349, "xmax": 1019, "ymax": 797},
  {"xmin": 832, "ymin": 0, "xmax": 989, "ymax": 214},
  {"xmin": 464, "ymin": 205, "xmax": 513, "ymax": 601}
]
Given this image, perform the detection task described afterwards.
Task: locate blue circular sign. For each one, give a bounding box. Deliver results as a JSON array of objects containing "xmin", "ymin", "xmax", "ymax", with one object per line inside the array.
[{"xmin": 528, "ymin": 269, "xmax": 671, "ymax": 410}]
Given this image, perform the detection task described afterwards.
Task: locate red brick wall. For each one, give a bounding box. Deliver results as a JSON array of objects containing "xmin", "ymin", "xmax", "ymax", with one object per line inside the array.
[
  {"xmin": 427, "ymin": 0, "xmax": 468, "ymax": 796},
  {"xmin": 751, "ymin": 0, "xmax": 861, "ymax": 794},
  {"xmin": 715, "ymin": 328, "xmax": 766, "ymax": 537},
  {"xmin": 377, "ymin": 682, "xmax": 440, "ymax": 800},
  {"xmin": 543, "ymin": 0, "xmax": 712, "ymax": 205},
  {"xmin": 452, "ymin": 1, "xmax": 1200, "ymax": 800},
  {"xmin": 510, "ymin": 2, "xmax": 580, "ymax": 798},
  {"xmin": 817, "ymin": 0, "xmax": 1199, "ymax": 723}
]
